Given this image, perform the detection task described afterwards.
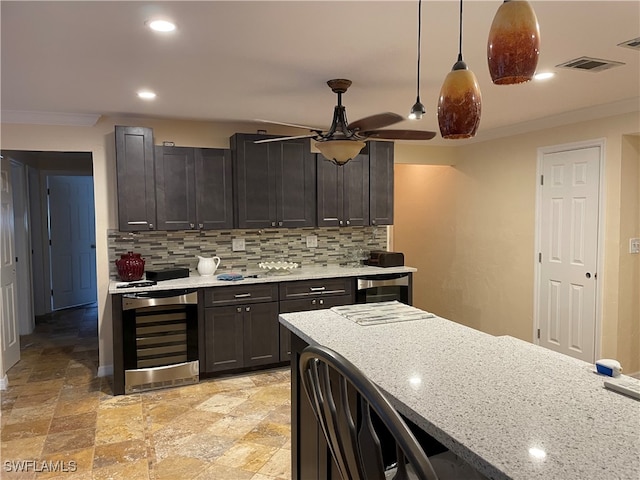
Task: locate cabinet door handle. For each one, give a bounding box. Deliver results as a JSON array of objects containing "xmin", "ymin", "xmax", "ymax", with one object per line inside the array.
[
  {"xmin": 319, "ymin": 299, "xmax": 324, "ymax": 305},
  {"xmin": 149, "ymin": 223, "xmax": 154, "ymax": 230},
  {"xmin": 339, "ymin": 220, "xmax": 344, "ymax": 226},
  {"xmin": 234, "ymin": 293, "xmax": 252, "ymax": 298},
  {"xmin": 311, "ymin": 299, "xmax": 317, "ymax": 305},
  {"xmin": 372, "ymin": 220, "xmax": 376, "ymax": 225},
  {"xmin": 271, "ymin": 221, "xmax": 276, "ymax": 227},
  {"xmin": 278, "ymin": 221, "xmax": 283, "ymax": 227},
  {"xmin": 346, "ymin": 220, "xmax": 350, "ymax": 225},
  {"xmin": 199, "ymin": 223, "xmax": 204, "ymax": 229},
  {"xmin": 246, "ymin": 306, "xmax": 251, "ymax": 312},
  {"xmin": 309, "ymin": 287, "xmax": 326, "ymax": 292},
  {"xmin": 190, "ymin": 223, "xmax": 195, "ymax": 229},
  {"xmin": 236, "ymin": 307, "xmax": 242, "ymax": 313}
]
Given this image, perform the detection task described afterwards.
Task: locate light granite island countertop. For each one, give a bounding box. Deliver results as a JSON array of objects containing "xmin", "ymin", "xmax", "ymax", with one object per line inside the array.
[
  {"xmin": 280, "ymin": 305, "xmax": 640, "ymax": 480},
  {"xmin": 108, "ymin": 265, "xmax": 416, "ymax": 294}
]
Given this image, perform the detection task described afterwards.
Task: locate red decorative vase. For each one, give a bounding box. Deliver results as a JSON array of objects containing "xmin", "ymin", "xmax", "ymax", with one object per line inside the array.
[{"xmin": 116, "ymin": 252, "xmax": 145, "ymax": 281}]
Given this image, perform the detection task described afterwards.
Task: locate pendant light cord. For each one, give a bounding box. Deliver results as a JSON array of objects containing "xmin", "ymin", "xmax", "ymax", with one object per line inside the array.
[
  {"xmin": 415, "ymin": 0, "xmax": 422, "ymax": 99},
  {"xmin": 457, "ymin": 0, "xmax": 463, "ymax": 61}
]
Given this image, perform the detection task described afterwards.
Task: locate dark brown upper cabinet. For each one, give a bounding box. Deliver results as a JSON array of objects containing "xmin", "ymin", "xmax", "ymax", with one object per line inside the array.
[
  {"xmin": 155, "ymin": 146, "xmax": 233, "ymax": 231},
  {"xmin": 195, "ymin": 148, "xmax": 234, "ymax": 230},
  {"xmin": 231, "ymin": 134, "xmax": 316, "ymax": 229},
  {"xmin": 368, "ymin": 141, "xmax": 394, "ymax": 226},
  {"xmin": 317, "ymin": 151, "xmax": 370, "ymax": 227},
  {"xmin": 115, "ymin": 125, "xmax": 157, "ymax": 231}
]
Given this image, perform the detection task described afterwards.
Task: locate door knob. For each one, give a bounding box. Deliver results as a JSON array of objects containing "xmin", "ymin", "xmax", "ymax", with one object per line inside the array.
[
  {"xmin": 585, "ymin": 272, "xmax": 591, "ymax": 279},
  {"xmin": 90, "ymin": 244, "xmax": 96, "ymax": 249}
]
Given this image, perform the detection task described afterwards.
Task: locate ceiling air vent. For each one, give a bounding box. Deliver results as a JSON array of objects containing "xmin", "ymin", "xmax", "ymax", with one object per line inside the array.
[
  {"xmin": 618, "ymin": 37, "xmax": 640, "ymax": 50},
  {"xmin": 556, "ymin": 56, "xmax": 625, "ymax": 72}
]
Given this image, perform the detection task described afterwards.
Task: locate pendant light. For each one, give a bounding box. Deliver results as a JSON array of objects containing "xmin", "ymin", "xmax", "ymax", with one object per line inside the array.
[
  {"xmin": 487, "ymin": 0, "xmax": 540, "ymax": 85},
  {"xmin": 437, "ymin": 0, "xmax": 481, "ymax": 139},
  {"xmin": 408, "ymin": 0, "xmax": 425, "ymax": 120}
]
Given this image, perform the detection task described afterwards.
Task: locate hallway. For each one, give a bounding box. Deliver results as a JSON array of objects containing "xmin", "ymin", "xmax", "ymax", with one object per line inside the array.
[{"xmin": 1, "ymin": 305, "xmax": 291, "ymax": 479}]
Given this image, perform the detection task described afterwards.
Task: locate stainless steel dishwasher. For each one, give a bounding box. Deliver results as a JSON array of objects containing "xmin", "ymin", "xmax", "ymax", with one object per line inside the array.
[{"xmin": 121, "ymin": 289, "xmax": 199, "ymax": 393}]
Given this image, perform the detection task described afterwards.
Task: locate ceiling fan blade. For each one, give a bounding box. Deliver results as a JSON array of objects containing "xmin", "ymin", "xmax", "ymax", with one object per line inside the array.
[
  {"xmin": 254, "ymin": 119, "xmax": 324, "ymax": 132},
  {"xmin": 362, "ymin": 129, "xmax": 437, "ymax": 140},
  {"xmin": 348, "ymin": 112, "xmax": 404, "ymax": 132},
  {"xmin": 253, "ymin": 134, "xmax": 318, "ymax": 144}
]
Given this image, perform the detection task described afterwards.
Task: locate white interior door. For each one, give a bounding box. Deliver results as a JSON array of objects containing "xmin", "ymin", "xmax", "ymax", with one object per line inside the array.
[
  {"xmin": 1, "ymin": 158, "xmax": 20, "ymax": 371},
  {"xmin": 11, "ymin": 161, "xmax": 34, "ymax": 335},
  {"xmin": 537, "ymin": 145, "xmax": 601, "ymax": 363},
  {"xmin": 48, "ymin": 175, "xmax": 97, "ymax": 310}
]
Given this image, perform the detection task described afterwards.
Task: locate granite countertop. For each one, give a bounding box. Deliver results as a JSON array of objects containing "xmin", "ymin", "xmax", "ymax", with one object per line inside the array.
[
  {"xmin": 279, "ymin": 307, "xmax": 640, "ymax": 480},
  {"xmin": 108, "ymin": 265, "xmax": 416, "ymax": 294}
]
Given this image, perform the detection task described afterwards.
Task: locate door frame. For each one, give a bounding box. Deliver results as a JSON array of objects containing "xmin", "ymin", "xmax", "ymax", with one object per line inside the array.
[{"xmin": 533, "ymin": 138, "xmax": 606, "ymax": 361}]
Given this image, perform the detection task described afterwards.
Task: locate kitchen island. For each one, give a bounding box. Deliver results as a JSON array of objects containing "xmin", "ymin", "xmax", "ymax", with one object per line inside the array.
[{"xmin": 280, "ymin": 305, "xmax": 640, "ymax": 480}]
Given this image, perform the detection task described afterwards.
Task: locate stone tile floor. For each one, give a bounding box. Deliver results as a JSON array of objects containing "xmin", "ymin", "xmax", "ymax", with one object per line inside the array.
[{"xmin": 0, "ymin": 304, "xmax": 292, "ymax": 479}]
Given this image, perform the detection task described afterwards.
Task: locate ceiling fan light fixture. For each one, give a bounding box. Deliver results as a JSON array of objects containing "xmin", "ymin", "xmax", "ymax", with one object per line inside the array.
[
  {"xmin": 315, "ymin": 140, "xmax": 366, "ymax": 166},
  {"xmin": 487, "ymin": 0, "xmax": 540, "ymax": 85}
]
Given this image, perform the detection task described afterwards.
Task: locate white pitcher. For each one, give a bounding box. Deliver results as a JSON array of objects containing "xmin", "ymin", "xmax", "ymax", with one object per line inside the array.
[{"xmin": 197, "ymin": 256, "xmax": 221, "ymax": 276}]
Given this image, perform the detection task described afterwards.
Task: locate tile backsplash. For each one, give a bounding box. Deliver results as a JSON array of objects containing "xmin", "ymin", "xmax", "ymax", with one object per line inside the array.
[{"xmin": 108, "ymin": 226, "xmax": 387, "ymax": 279}]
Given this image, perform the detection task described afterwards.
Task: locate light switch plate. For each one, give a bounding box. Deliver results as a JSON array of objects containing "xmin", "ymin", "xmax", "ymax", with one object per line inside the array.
[
  {"xmin": 630, "ymin": 238, "xmax": 640, "ymax": 254},
  {"xmin": 232, "ymin": 238, "xmax": 245, "ymax": 252},
  {"xmin": 306, "ymin": 235, "xmax": 318, "ymax": 248}
]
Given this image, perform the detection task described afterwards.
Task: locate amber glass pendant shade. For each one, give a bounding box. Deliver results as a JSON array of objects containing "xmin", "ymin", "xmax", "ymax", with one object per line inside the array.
[
  {"xmin": 437, "ymin": 60, "xmax": 482, "ymax": 139},
  {"xmin": 487, "ymin": 0, "xmax": 540, "ymax": 85}
]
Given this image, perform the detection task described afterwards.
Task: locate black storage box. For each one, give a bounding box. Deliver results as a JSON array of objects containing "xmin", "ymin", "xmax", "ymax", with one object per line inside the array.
[
  {"xmin": 364, "ymin": 251, "xmax": 404, "ymax": 268},
  {"xmin": 145, "ymin": 268, "xmax": 190, "ymax": 282}
]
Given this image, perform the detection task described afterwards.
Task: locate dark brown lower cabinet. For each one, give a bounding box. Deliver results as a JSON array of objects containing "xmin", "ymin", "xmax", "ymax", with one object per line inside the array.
[
  {"xmin": 204, "ymin": 293, "xmax": 280, "ymax": 373},
  {"xmin": 278, "ymin": 295, "xmax": 354, "ymax": 361},
  {"xmin": 204, "ymin": 305, "xmax": 245, "ymax": 372},
  {"xmin": 243, "ymin": 302, "xmax": 280, "ymax": 367}
]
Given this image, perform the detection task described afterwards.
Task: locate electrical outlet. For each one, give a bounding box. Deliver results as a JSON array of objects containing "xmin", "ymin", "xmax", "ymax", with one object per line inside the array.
[
  {"xmin": 306, "ymin": 235, "xmax": 318, "ymax": 248},
  {"xmin": 232, "ymin": 238, "xmax": 245, "ymax": 251},
  {"xmin": 630, "ymin": 238, "xmax": 640, "ymax": 254}
]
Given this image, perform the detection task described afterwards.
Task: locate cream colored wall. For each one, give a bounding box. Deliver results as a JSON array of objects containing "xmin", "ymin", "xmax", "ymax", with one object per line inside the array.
[
  {"xmin": 618, "ymin": 135, "xmax": 640, "ymax": 374},
  {"xmin": 393, "ymin": 144, "xmax": 458, "ymax": 165},
  {"xmin": 393, "ymin": 111, "xmax": 640, "ymax": 369},
  {"xmin": 1, "ymin": 115, "xmax": 300, "ymax": 372}
]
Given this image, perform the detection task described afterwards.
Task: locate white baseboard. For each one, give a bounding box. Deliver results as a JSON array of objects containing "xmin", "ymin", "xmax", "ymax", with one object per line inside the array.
[
  {"xmin": 97, "ymin": 365, "xmax": 113, "ymax": 377},
  {"xmin": 0, "ymin": 374, "xmax": 8, "ymax": 390}
]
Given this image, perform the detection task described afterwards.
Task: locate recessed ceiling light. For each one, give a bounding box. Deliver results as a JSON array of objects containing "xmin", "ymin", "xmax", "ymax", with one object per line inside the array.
[
  {"xmin": 137, "ymin": 90, "xmax": 157, "ymax": 100},
  {"xmin": 534, "ymin": 72, "xmax": 555, "ymax": 81},
  {"xmin": 147, "ymin": 20, "xmax": 176, "ymax": 32}
]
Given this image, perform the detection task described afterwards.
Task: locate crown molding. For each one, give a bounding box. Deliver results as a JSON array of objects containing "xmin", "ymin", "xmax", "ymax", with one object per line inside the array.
[{"xmin": 1, "ymin": 110, "xmax": 101, "ymax": 127}]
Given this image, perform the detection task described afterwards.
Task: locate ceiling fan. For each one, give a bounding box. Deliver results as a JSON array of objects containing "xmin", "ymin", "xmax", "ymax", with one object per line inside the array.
[{"xmin": 255, "ymin": 79, "xmax": 436, "ymax": 165}]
